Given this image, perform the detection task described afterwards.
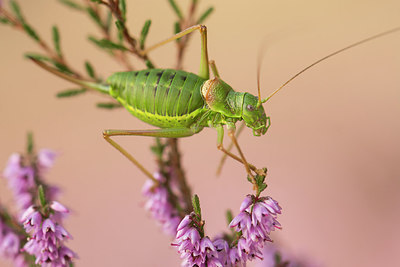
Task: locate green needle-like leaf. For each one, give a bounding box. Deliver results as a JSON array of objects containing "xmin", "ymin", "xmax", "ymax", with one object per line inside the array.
[
  {"xmin": 52, "ymin": 25, "xmax": 62, "ymax": 57},
  {"xmin": 150, "ymin": 138, "xmax": 166, "ymax": 159},
  {"xmin": 38, "ymin": 185, "xmax": 47, "ymax": 208},
  {"xmin": 115, "ymin": 20, "xmax": 124, "ymax": 43},
  {"xmin": 96, "ymin": 102, "xmax": 122, "ymax": 109},
  {"xmin": 53, "ymin": 62, "xmax": 74, "ymax": 75},
  {"xmin": 27, "ymin": 132, "xmax": 34, "ymax": 155},
  {"xmin": 226, "ymin": 209, "xmax": 233, "ymax": 226},
  {"xmin": 140, "ymin": 20, "xmax": 152, "ymax": 50},
  {"xmin": 84, "ymin": 61, "xmax": 96, "ymax": 78},
  {"xmin": 10, "ymin": 0, "xmax": 24, "ymax": 22},
  {"xmin": 174, "ymin": 21, "xmax": 181, "ymax": 42},
  {"xmin": 89, "ymin": 36, "xmax": 128, "ymax": 51},
  {"xmin": 58, "ymin": 0, "xmax": 85, "ymax": 11},
  {"xmin": 168, "ymin": 0, "xmax": 183, "ymax": 20},
  {"xmin": 119, "ymin": 0, "xmax": 127, "ymax": 22},
  {"xmin": 197, "ymin": 7, "xmax": 214, "ymax": 24},
  {"xmin": 145, "ymin": 60, "xmax": 155, "ymax": 69},
  {"xmin": 0, "ymin": 17, "xmax": 11, "ymax": 25},
  {"xmin": 56, "ymin": 88, "xmax": 87, "ymax": 98},
  {"xmin": 22, "ymin": 23, "xmax": 40, "ymax": 42},
  {"xmin": 192, "ymin": 194, "xmax": 202, "ymax": 219},
  {"xmin": 24, "ymin": 53, "xmax": 51, "ymax": 62},
  {"xmin": 86, "ymin": 7, "xmax": 103, "ymax": 29}
]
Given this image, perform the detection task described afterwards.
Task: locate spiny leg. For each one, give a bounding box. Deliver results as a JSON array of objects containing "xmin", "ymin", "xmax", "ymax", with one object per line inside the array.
[
  {"xmin": 103, "ymin": 128, "xmax": 196, "ymax": 184},
  {"xmin": 209, "ymin": 59, "xmax": 246, "ymax": 176},
  {"xmin": 216, "ymin": 125, "xmax": 263, "ymax": 182},
  {"xmin": 217, "ymin": 116, "xmax": 271, "ymax": 176},
  {"xmin": 140, "ymin": 24, "xmax": 210, "ymax": 79},
  {"xmin": 216, "ymin": 121, "xmax": 245, "ymax": 176},
  {"xmin": 226, "ymin": 127, "xmax": 256, "ymax": 183}
]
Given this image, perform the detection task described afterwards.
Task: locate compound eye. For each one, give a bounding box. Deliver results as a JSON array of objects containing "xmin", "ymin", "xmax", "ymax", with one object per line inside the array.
[{"xmin": 246, "ymin": 104, "xmax": 255, "ymax": 111}]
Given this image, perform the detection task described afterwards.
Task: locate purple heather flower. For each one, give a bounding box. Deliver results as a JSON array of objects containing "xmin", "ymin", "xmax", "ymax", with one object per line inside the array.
[
  {"xmin": 229, "ymin": 195, "xmax": 282, "ymax": 264},
  {"xmin": 0, "ymin": 214, "xmax": 27, "ymax": 266},
  {"xmin": 3, "ymin": 150, "xmax": 60, "ymax": 214},
  {"xmin": 3, "ymin": 153, "xmax": 36, "ymax": 212},
  {"xmin": 142, "ymin": 172, "xmax": 181, "ymax": 236},
  {"xmin": 173, "ymin": 213, "xmax": 223, "ymax": 267},
  {"xmin": 21, "ymin": 203, "xmax": 75, "ymax": 266},
  {"xmin": 37, "ymin": 149, "xmax": 57, "ymax": 171}
]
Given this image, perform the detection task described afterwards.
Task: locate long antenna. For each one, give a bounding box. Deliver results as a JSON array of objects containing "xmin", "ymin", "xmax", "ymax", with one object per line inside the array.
[
  {"xmin": 256, "ymin": 46, "xmax": 264, "ymax": 107},
  {"xmin": 261, "ymin": 26, "xmax": 400, "ymax": 103}
]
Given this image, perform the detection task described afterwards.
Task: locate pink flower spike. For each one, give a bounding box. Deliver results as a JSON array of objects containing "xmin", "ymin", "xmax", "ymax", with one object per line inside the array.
[
  {"xmin": 200, "ymin": 236, "xmax": 215, "ymax": 253},
  {"xmin": 176, "ymin": 214, "xmax": 191, "ymax": 231},
  {"xmin": 37, "ymin": 149, "xmax": 57, "ymax": 170},
  {"xmin": 42, "ymin": 219, "xmax": 56, "ymax": 234},
  {"xmin": 50, "ymin": 201, "xmax": 69, "ymax": 213},
  {"xmin": 20, "ymin": 205, "xmax": 36, "ymax": 222},
  {"xmin": 240, "ymin": 195, "xmax": 253, "ymax": 212}
]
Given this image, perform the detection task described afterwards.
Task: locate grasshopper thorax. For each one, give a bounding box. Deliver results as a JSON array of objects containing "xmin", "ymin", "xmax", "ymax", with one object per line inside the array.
[{"xmin": 201, "ymin": 77, "xmax": 268, "ymax": 136}]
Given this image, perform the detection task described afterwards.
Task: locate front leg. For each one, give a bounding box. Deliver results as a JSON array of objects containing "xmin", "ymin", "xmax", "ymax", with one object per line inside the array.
[
  {"xmin": 215, "ymin": 124, "xmax": 265, "ymax": 182},
  {"xmin": 103, "ymin": 128, "xmax": 196, "ymax": 183}
]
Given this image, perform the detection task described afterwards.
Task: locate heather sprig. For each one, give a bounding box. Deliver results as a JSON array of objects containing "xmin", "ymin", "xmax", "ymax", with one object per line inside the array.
[
  {"xmin": 3, "ymin": 134, "xmax": 59, "ymax": 214},
  {"xmin": 0, "ymin": 207, "xmax": 28, "ymax": 266},
  {"xmin": 21, "ymin": 198, "xmax": 76, "ymax": 266},
  {"xmin": 142, "ymin": 172, "xmax": 182, "ymax": 236},
  {"xmin": 1, "ymin": 1, "xmax": 291, "ymax": 266},
  {"xmin": 169, "ymin": 193, "xmax": 282, "ymax": 266},
  {"xmin": 1, "ymin": 134, "xmax": 76, "ymax": 266}
]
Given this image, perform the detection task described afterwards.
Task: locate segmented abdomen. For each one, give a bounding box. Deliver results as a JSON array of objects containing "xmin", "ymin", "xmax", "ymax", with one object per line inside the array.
[{"xmin": 107, "ymin": 69, "xmax": 207, "ymax": 128}]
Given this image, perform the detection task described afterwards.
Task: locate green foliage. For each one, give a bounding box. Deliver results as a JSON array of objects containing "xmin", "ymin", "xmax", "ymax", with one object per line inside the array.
[
  {"xmin": 247, "ymin": 168, "xmax": 268, "ymax": 196},
  {"xmin": 58, "ymin": 0, "xmax": 85, "ymax": 11},
  {"xmin": 119, "ymin": 0, "xmax": 127, "ymax": 22},
  {"xmin": 168, "ymin": 0, "xmax": 183, "ymax": 20},
  {"xmin": 0, "ymin": 17, "xmax": 11, "ymax": 25},
  {"xmin": 197, "ymin": 7, "xmax": 214, "ymax": 24},
  {"xmin": 96, "ymin": 102, "xmax": 122, "ymax": 109},
  {"xmin": 88, "ymin": 36, "xmax": 128, "ymax": 51},
  {"xmin": 140, "ymin": 20, "xmax": 152, "ymax": 50},
  {"xmin": 145, "ymin": 60, "xmax": 154, "ymax": 69},
  {"xmin": 174, "ymin": 21, "xmax": 181, "ymax": 42},
  {"xmin": 52, "ymin": 25, "xmax": 62, "ymax": 57},
  {"xmin": 84, "ymin": 61, "xmax": 96, "ymax": 79},
  {"xmin": 22, "ymin": 23, "xmax": 40, "ymax": 42},
  {"xmin": 53, "ymin": 62, "xmax": 73, "ymax": 75},
  {"xmin": 192, "ymin": 194, "xmax": 202, "ymax": 219},
  {"xmin": 115, "ymin": 20, "xmax": 124, "ymax": 43},
  {"xmin": 56, "ymin": 88, "xmax": 87, "ymax": 98},
  {"xmin": 226, "ymin": 209, "xmax": 233, "ymax": 226},
  {"xmin": 27, "ymin": 132, "xmax": 34, "ymax": 155},
  {"xmin": 10, "ymin": 0, "xmax": 24, "ymax": 22},
  {"xmin": 38, "ymin": 185, "xmax": 47, "ymax": 208},
  {"xmin": 150, "ymin": 138, "xmax": 167, "ymax": 159},
  {"xmin": 24, "ymin": 53, "xmax": 51, "ymax": 62},
  {"xmin": 86, "ymin": 7, "xmax": 103, "ymax": 29}
]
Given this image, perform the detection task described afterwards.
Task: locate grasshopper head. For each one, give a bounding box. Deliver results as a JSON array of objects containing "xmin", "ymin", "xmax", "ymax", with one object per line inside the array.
[{"xmin": 242, "ymin": 93, "xmax": 268, "ymax": 136}]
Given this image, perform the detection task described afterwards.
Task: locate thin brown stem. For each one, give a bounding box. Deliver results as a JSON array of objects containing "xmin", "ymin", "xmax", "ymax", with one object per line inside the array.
[
  {"xmin": 168, "ymin": 138, "xmax": 193, "ymax": 214},
  {"xmin": 0, "ymin": 8, "xmax": 84, "ymax": 78}
]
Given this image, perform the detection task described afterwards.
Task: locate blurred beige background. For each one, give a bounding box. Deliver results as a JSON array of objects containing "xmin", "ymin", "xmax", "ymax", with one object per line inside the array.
[{"xmin": 1, "ymin": 0, "xmax": 400, "ymax": 266}]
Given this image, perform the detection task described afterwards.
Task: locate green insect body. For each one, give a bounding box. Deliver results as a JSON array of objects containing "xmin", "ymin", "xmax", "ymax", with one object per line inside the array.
[
  {"xmin": 92, "ymin": 68, "xmax": 269, "ymax": 136},
  {"xmin": 30, "ymin": 24, "xmax": 272, "ymax": 181},
  {"xmin": 33, "ymin": 24, "xmax": 397, "ymax": 182},
  {"xmin": 107, "ymin": 69, "xmax": 208, "ymax": 130}
]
